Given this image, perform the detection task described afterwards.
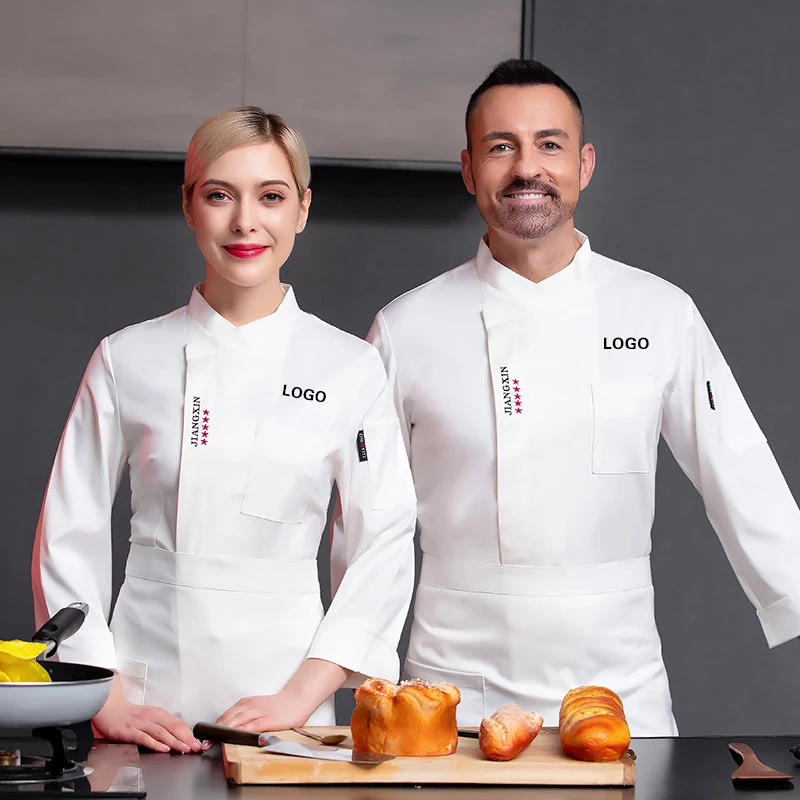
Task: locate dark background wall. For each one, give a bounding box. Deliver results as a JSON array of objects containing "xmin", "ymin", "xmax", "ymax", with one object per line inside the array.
[{"xmin": 1, "ymin": 0, "xmax": 799, "ymax": 735}]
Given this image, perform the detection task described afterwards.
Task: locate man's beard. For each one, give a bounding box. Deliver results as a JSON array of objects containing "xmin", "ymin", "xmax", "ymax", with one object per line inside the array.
[{"xmin": 490, "ymin": 179, "xmax": 577, "ymax": 240}]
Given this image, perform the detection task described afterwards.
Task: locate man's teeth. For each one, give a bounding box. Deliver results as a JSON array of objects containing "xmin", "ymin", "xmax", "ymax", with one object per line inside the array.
[{"xmin": 511, "ymin": 192, "xmax": 549, "ymax": 199}]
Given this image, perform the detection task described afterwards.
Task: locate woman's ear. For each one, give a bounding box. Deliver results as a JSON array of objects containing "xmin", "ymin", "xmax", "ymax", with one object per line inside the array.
[
  {"xmin": 296, "ymin": 188, "xmax": 312, "ymax": 234},
  {"xmin": 182, "ymin": 186, "xmax": 195, "ymax": 229}
]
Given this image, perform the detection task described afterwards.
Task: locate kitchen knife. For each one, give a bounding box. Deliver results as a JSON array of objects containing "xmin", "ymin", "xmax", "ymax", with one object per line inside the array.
[{"xmin": 193, "ymin": 723, "xmax": 394, "ymax": 765}]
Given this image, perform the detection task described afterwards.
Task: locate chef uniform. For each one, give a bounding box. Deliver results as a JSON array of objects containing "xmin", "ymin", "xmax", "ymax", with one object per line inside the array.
[
  {"xmin": 348, "ymin": 233, "xmax": 800, "ymax": 736},
  {"xmin": 32, "ymin": 285, "xmax": 416, "ymax": 726}
]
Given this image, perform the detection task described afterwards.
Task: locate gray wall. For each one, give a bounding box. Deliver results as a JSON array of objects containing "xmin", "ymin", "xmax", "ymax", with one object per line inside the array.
[
  {"xmin": 533, "ymin": 0, "xmax": 800, "ymax": 734},
  {"xmin": 1, "ymin": 0, "xmax": 799, "ymax": 735}
]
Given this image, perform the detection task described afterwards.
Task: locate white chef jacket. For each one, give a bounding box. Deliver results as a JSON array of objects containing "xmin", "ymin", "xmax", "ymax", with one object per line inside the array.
[
  {"xmin": 350, "ymin": 233, "xmax": 800, "ymax": 735},
  {"xmin": 32, "ymin": 285, "xmax": 416, "ymax": 726}
]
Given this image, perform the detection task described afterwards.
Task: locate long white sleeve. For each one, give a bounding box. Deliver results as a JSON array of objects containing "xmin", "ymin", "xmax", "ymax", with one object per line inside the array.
[
  {"xmin": 661, "ymin": 297, "xmax": 800, "ymax": 647},
  {"xmin": 31, "ymin": 339, "xmax": 128, "ymax": 667},
  {"xmin": 330, "ymin": 311, "xmax": 415, "ymax": 600},
  {"xmin": 314, "ymin": 348, "xmax": 416, "ymax": 684},
  {"xmin": 366, "ymin": 312, "xmax": 412, "ymax": 453},
  {"xmin": 330, "ymin": 313, "xmax": 413, "ymax": 592}
]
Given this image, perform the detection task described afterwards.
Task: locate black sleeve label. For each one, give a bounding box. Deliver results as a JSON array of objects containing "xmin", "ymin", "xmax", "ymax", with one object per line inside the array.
[
  {"xmin": 706, "ymin": 380, "xmax": 716, "ymax": 410},
  {"xmin": 356, "ymin": 430, "xmax": 369, "ymax": 462}
]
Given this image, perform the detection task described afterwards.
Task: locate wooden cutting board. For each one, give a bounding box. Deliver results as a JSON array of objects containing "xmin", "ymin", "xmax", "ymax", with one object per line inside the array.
[{"xmin": 222, "ymin": 726, "xmax": 635, "ymax": 786}]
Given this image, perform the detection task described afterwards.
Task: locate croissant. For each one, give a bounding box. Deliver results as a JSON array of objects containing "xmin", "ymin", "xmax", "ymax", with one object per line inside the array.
[
  {"xmin": 350, "ymin": 678, "xmax": 461, "ymax": 756},
  {"xmin": 479, "ymin": 704, "xmax": 544, "ymax": 761},
  {"xmin": 559, "ymin": 686, "xmax": 630, "ymax": 762}
]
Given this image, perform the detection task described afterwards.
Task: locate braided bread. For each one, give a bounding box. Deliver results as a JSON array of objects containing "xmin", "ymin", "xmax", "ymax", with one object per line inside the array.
[{"xmin": 559, "ymin": 686, "xmax": 630, "ymax": 762}]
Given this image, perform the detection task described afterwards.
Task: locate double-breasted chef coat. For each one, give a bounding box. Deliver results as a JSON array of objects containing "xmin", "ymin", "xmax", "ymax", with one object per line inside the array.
[
  {"xmin": 341, "ymin": 233, "xmax": 800, "ymax": 736},
  {"xmin": 32, "ymin": 285, "xmax": 417, "ymax": 726}
]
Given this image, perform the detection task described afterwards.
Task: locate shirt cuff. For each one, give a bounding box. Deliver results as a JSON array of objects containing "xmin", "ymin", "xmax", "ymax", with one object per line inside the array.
[
  {"xmin": 306, "ymin": 623, "xmax": 399, "ymax": 688},
  {"xmin": 756, "ymin": 594, "xmax": 800, "ymax": 648}
]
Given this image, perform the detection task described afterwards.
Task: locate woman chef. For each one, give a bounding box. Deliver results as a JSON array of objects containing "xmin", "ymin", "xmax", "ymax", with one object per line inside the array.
[{"xmin": 31, "ymin": 107, "xmax": 417, "ymax": 754}]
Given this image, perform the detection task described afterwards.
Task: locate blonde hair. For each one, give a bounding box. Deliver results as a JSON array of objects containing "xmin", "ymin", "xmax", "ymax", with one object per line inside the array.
[{"xmin": 183, "ymin": 106, "xmax": 310, "ymax": 202}]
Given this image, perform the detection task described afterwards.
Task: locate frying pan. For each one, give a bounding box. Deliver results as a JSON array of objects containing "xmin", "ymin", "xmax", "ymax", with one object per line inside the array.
[{"xmin": 0, "ymin": 602, "xmax": 116, "ymax": 727}]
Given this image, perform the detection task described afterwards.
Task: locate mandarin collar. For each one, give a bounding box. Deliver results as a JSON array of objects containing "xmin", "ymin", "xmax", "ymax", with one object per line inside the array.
[
  {"xmin": 187, "ymin": 283, "xmax": 300, "ymax": 347},
  {"xmin": 475, "ymin": 230, "xmax": 592, "ymax": 303}
]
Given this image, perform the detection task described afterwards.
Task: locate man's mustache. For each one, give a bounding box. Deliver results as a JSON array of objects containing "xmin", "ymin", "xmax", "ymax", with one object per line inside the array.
[{"xmin": 498, "ymin": 179, "xmax": 560, "ymax": 199}]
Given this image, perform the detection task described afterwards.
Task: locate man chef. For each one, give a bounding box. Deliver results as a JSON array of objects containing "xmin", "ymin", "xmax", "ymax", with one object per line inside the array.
[{"xmin": 333, "ymin": 59, "xmax": 800, "ymax": 736}]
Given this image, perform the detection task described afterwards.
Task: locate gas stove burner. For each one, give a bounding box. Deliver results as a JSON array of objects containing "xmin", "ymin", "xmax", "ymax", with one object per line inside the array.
[
  {"xmin": 0, "ymin": 721, "xmax": 95, "ymax": 787},
  {"xmin": 0, "ymin": 754, "xmax": 92, "ymax": 785},
  {"xmin": 0, "ymin": 738, "xmax": 144, "ymax": 798}
]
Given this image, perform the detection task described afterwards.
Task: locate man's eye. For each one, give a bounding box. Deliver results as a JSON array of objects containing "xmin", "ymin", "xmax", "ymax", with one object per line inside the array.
[
  {"xmin": 491, "ymin": 143, "xmax": 513, "ymax": 153},
  {"xmin": 542, "ymin": 141, "xmax": 561, "ymax": 151}
]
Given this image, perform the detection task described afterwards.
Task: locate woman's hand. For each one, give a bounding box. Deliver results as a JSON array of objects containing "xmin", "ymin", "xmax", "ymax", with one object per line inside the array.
[
  {"xmin": 93, "ymin": 678, "xmax": 205, "ymax": 753},
  {"xmin": 215, "ymin": 691, "xmax": 311, "ymax": 732},
  {"xmin": 215, "ymin": 658, "xmax": 352, "ymax": 732}
]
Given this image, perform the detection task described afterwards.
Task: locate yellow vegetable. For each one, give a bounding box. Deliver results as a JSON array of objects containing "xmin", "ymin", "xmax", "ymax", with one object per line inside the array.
[
  {"xmin": 0, "ymin": 639, "xmax": 51, "ymax": 682},
  {"xmin": 0, "ymin": 659, "xmax": 51, "ymax": 683},
  {"xmin": 0, "ymin": 640, "xmax": 48, "ymax": 662}
]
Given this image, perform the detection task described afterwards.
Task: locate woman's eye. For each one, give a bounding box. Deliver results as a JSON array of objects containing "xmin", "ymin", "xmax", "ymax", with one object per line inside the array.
[
  {"xmin": 207, "ymin": 191, "xmax": 228, "ymax": 202},
  {"xmin": 262, "ymin": 192, "xmax": 284, "ymax": 202}
]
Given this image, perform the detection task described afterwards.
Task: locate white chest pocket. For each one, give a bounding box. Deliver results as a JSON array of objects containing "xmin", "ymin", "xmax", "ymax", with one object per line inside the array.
[
  {"xmin": 591, "ymin": 384, "xmax": 663, "ymax": 474},
  {"xmin": 241, "ymin": 422, "xmax": 325, "ymax": 523}
]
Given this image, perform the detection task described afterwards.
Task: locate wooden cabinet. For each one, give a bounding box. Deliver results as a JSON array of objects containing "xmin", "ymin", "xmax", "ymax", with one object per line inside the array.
[{"xmin": 0, "ymin": 0, "xmax": 519, "ymax": 163}]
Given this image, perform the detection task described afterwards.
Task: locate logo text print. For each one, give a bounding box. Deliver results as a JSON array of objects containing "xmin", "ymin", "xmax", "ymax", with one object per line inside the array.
[{"xmin": 282, "ymin": 385, "xmax": 327, "ymax": 403}]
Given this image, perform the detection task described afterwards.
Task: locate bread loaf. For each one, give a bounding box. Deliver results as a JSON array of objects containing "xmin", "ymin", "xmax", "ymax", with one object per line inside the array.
[
  {"xmin": 559, "ymin": 686, "xmax": 630, "ymax": 762},
  {"xmin": 479, "ymin": 704, "xmax": 544, "ymax": 761},
  {"xmin": 350, "ymin": 678, "xmax": 461, "ymax": 756}
]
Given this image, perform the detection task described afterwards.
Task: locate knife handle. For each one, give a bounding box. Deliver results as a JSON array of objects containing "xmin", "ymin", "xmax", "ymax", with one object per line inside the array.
[{"xmin": 193, "ymin": 722, "xmax": 262, "ymax": 747}]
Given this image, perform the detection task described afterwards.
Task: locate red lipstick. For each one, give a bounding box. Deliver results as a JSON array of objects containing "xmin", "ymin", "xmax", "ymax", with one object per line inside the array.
[{"xmin": 223, "ymin": 244, "xmax": 268, "ymax": 258}]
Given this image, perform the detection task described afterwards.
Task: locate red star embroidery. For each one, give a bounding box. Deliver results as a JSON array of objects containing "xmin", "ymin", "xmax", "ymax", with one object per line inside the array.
[
  {"xmin": 202, "ymin": 424, "xmax": 208, "ymax": 432},
  {"xmin": 513, "ymin": 379, "xmax": 519, "ymax": 386},
  {"xmin": 201, "ymin": 438, "xmax": 208, "ymax": 445},
  {"xmin": 202, "ymin": 410, "xmax": 209, "ymax": 416}
]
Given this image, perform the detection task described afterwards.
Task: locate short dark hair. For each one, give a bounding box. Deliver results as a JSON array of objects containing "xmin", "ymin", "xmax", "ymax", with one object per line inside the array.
[{"xmin": 465, "ymin": 59, "xmax": 584, "ymax": 148}]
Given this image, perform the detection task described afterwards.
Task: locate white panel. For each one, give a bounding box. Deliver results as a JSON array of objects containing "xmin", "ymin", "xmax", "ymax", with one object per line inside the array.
[
  {"xmin": 244, "ymin": 0, "xmax": 520, "ymax": 163},
  {"xmin": 0, "ymin": 1, "xmax": 246, "ymax": 151}
]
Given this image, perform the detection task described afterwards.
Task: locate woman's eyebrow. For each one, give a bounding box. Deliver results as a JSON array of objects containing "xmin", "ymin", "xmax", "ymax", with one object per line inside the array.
[{"xmin": 200, "ymin": 178, "xmax": 291, "ymax": 189}]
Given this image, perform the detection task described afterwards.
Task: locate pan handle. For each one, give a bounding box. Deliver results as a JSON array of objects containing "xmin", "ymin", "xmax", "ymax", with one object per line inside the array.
[
  {"xmin": 193, "ymin": 722, "xmax": 262, "ymax": 747},
  {"xmin": 32, "ymin": 602, "xmax": 89, "ymax": 658}
]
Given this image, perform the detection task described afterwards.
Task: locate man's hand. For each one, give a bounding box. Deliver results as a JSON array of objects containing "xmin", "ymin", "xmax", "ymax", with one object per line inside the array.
[{"xmin": 93, "ymin": 678, "xmax": 204, "ymax": 753}]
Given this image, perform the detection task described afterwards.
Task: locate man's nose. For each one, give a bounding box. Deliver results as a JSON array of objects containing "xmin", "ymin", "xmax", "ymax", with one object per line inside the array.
[{"xmin": 510, "ymin": 146, "xmax": 544, "ymax": 181}]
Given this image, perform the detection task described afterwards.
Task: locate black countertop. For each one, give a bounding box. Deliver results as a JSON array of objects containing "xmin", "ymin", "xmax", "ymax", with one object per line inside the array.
[
  {"xmin": 137, "ymin": 736, "xmax": 800, "ymax": 800},
  {"xmin": 3, "ymin": 735, "xmax": 799, "ymax": 799}
]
